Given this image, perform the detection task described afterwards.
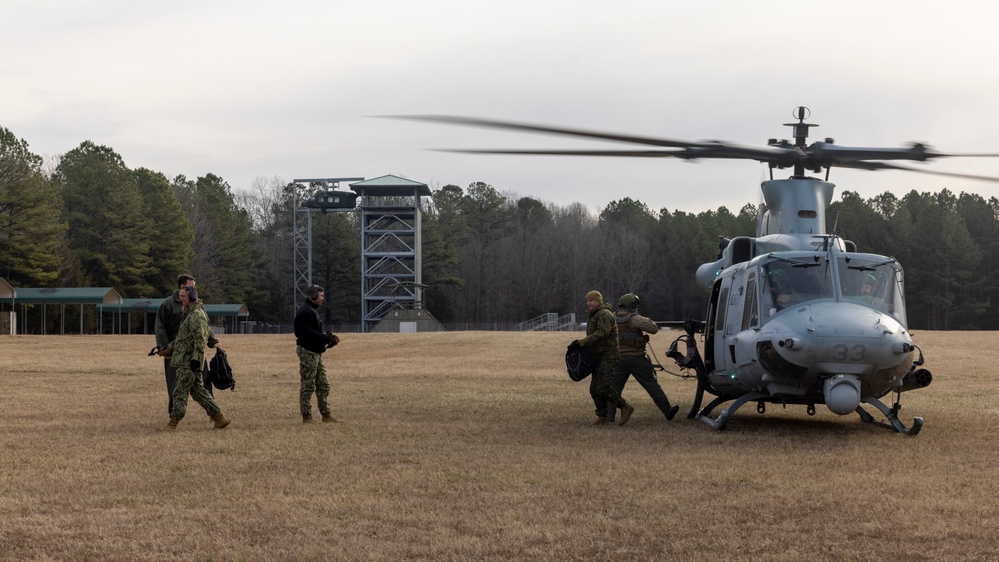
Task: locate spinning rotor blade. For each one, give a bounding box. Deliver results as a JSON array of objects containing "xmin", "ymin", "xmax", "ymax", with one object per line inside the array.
[
  {"xmin": 808, "ymin": 143, "xmax": 999, "ymax": 164},
  {"xmin": 385, "ymin": 113, "xmax": 999, "ymax": 177},
  {"xmin": 388, "ymin": 114, "xmax": 701, "ymax": 148},
  {"xmin": 436, "ymin": 148, "xmax": 688, "ymax": 157},
  {"xmin": 835, "ymin": 160, "xmax": 999, "ymax": 183},
  {"xmin": 438, "ymin": 144, "xmax": 792, "ymax": 162},
  {"xmin": 390, "ymin": 115, "xmax": 793, "ymax": 162}
]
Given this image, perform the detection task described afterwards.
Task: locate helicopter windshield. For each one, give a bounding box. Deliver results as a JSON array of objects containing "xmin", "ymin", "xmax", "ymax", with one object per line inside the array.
[
  {"xmin": 762, "ymin": 258, "xmax": 832, "ymax": 317},
  {"xmin": 839, "ymin": 257, "xmax": 906, "ymax": 323},
  {"xmin": 760, "ymin": 255, "xmax": 906, "ymax": 324}
]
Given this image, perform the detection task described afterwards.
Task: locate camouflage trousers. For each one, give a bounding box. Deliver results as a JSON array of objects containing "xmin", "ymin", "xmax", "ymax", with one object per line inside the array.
[
  {"xmin": 171, "ymin": 367, "xmax": 222, "ymax": 421},
  {"xmin": 607, "ymin": 354, "xmax": 673, "ymax": 421},
  {"xmin": 297, "ymin": 345, "xmax": 331, "ymax": 416},
  {"xmin": 164, "ymin": 359, "xmax": 212, "ymax": 416},
  {"xmin": 589, "ymin": 353, "xmax": 628, "ymax": 418}
]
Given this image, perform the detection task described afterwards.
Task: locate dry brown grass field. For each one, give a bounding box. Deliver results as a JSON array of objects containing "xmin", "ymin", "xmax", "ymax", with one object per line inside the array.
[{"xmin": 1, "ymin": 330, "xmax": 997, "ymax": 561}]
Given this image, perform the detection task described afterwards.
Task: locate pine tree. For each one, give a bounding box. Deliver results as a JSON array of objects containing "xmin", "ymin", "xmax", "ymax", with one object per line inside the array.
[
  {"xmin": 54, "ymin": 141, "xmax": 154, "ymax": 296},
  {"xmin": 0, "ymin": 126, "xmax": 66, "ymax": 286},
  {"xmin": 133, "ymin": 168, "xmax": 194, "ymax": 295}
]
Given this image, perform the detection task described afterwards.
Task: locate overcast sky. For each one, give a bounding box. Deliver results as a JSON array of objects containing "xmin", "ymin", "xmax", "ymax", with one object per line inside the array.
[{"xmin": 6, "ymin": 1, "xmax": 999, "ymax": 214}]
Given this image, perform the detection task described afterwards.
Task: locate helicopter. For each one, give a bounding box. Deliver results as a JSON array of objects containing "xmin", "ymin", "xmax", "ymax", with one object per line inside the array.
[{"xmin": 391, "ymin": 107, "xmax": 999, "ymax": 435}]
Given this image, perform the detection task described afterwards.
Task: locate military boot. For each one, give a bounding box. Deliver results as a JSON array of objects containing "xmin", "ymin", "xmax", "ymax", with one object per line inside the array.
[
  {"xmin": 302, "ymin": 414, "xmax": 314, "ymax": 423},
  {"xmin": 162, "ymin": 418, "xmax": 179, "ymax": 431},
  {"xmin": 321, "ymin": 413, "xmax": 340, "ymax": 423},
  {"xmin": 617, "ymin": 403, "xmax": 635, "ymax": 426},
  {"xmin": 211, "ymin": 412, "xmax": 231, "ymax": 429}
]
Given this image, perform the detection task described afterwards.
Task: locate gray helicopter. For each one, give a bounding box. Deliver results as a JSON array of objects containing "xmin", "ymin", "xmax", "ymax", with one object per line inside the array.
[{"xmin": 394, "ymin": 107, "xmax": 999, "ymax": 434}]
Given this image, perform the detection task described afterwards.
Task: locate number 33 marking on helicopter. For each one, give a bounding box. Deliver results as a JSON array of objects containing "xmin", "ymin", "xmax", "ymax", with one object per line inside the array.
[{"xmin": 832, "ymin": 344, "xmax": 866, "ymax": 362}]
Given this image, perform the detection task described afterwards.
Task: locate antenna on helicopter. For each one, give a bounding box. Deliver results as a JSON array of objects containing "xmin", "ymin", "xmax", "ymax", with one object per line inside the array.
[
  {"xmin": 782, "ymin": 106, "xmax": 822, "ymax": 177},
  {"xmin": 785, "ymin": 106, "xmax": 817, "ymax": 149}
]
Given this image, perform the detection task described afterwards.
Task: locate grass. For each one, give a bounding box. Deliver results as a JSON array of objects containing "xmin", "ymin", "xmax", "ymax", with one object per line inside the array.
[{"xmin": 0, "ymin": 330, "xmax": 997, "ymax": 561}]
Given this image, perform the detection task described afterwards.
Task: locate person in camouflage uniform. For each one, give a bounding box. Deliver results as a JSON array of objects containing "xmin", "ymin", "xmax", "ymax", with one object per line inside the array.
[
  {"xmin": 154, "ymin": 274, "xmax": 221, "ymax": 416},
  {"xmin": 294, "ymin": 285, "xmax": 340, "ymax": 423},
  {"xmin": 606, "ymin": 293, "xmax": 679, "ymax": 423},
  {"xmin": 163, "ymin": 284, "xmax": 231, "ymax": 430},
  {"xmin": 576, "ymin": 290, "xmax": 634, "ymax": 426}
]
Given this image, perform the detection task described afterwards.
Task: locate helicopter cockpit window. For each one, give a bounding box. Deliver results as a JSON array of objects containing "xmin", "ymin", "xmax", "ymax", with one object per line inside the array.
[
  {"xmin": 763, "ymin": 259, "xmax": 833, "ymax": 317},
  {"xmin": 840, "ymin": 258, "xmax": 906, "ymax": 323}
]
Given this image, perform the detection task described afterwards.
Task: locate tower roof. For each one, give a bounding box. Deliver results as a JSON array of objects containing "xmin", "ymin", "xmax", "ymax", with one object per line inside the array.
[{"xmin": 350, "ymin": 175, "xmax": 431, "ymax": 197}]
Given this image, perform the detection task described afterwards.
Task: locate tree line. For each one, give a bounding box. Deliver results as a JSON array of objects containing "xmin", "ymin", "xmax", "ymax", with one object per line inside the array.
[{"xmin": 2, "ymin": 125, "xmax": 998, "ymax": 331}]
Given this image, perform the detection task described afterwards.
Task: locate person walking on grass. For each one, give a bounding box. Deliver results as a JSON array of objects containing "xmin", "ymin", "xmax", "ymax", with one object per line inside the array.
[
  {"xmin": 163, "ymin": 284, "xmax": 231, "ymax": 430},
  {"xmin": 294, "ymin": 285, "xmax": 340, "ymax": 423},
  {"xmin": 154, "ymin": 274, "xmax": 221, "ymax": 416},
  {"xmin": 575, "ymin": 290, "xmax": 634, "ymax": 426},
  {"xmin": 606, "ymin": 293, "xmax": 679, "ymax": 423}
]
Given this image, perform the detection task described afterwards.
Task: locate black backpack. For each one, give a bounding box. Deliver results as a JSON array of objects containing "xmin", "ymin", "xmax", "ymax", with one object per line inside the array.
[
  {"xmin": 565, "ymin": 341, "xmax": 595, "ymax": 382},
  {"xmin": 208, "ymin": 349, "xmax": 236, "ymax": 391}
]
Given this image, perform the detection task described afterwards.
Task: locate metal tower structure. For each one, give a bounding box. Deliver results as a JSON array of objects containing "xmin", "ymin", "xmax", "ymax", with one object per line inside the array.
[
  {"xmin": 349, "ymin": 175, "xmax": 432, "ymax": 332},
  {"xmin": 291, "ymin": 177, "xmax": 363, "ymax": 318}
]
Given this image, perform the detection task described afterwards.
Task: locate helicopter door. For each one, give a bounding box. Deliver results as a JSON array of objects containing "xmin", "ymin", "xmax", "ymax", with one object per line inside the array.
[
  {"xmin": 741, "ymin": 273, "xmax": 759, "ymax": 330},
  {"xmin": 712, "ymin": 280, "xmax": 732, "ymax": 373},
  {"xmin": 703, "ymin": 280, "xmax": 722, "ymax": 372},
  {"xmin": 725, "ymin": 270, "xmax": 745, "ymax": 337},
  {"xmin": 720, "ymin": 271, "xmax": 747, "ymax": 371}
]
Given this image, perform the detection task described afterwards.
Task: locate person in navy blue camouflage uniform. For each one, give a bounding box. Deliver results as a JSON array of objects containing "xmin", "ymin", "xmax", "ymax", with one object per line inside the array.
[{"xmin": 162, "ymin": 284, "xmax": 230, "ymax": 430}]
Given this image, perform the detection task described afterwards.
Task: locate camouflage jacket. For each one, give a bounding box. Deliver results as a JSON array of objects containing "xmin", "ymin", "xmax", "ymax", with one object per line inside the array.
[
  {"xmin": 155, "ymin": 290, "xmax": 217, "ymax": 351},
  {"xmin": 584, "ymin": 303, "xmax": 619, "ymax": 360},
  {"xmin": 170, "ymin": 301, "xmax": 210, "ymax": 371}
]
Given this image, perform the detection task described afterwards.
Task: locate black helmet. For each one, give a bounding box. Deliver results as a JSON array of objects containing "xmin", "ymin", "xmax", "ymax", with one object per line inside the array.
[{"xmin": 619, "ymin": 293, "xmax": 640, "ymax": 309}]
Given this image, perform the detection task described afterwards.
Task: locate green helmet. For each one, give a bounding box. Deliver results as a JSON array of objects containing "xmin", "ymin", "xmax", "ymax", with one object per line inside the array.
[
  {"xmin": 768, "ymin": 268, "xmax": 790, "ymax": 290},
  {"xmin": 619, "ymin": 293, "xmax": 640, "ymax": 309}
]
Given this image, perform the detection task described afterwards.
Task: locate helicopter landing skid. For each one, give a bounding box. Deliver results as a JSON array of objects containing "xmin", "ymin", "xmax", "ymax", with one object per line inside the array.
[
  {"xmin": 696, "ymin": 392, "xmax": 769, "ymax": 431},
  {"xmin": 855, "ymin": 397, "xmax": 923, "ymax": 436}
]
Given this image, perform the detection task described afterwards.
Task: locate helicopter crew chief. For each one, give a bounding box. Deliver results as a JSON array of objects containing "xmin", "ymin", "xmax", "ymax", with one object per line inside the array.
[
  {"xmin": 295, "ymin": 285, "xmax": 340, "ymax": 423},
  {"xmin": 606, "ymin": 293, "xmax": 680, "ymax": 423},
  {"xmin": 576, "ymin": 290, "xmax": 634, "ymax": 426}
]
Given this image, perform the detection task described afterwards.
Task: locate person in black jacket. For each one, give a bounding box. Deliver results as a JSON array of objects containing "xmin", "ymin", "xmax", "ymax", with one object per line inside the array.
[{"xmin": 294, "ymin": 285, "xmax": 340, "ymax": 423}]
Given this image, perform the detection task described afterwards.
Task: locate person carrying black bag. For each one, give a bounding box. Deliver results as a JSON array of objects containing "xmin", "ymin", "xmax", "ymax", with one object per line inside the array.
[
  {"xmin": 154, "ymin": 274, "xmax": 222, "ymax": 416},
  {"xmin": 162, "ymin": 284, "xmax": 231, "ymax": 430}
]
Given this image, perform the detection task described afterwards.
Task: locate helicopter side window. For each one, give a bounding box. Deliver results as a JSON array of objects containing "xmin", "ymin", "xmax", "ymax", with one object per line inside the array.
[
  {"xmin": 715, "ymin": 286, "xmax": 729, "ymax": 331},
  {"xmin": 742, "ymin": 274, "xmax": 758, "ymax": 329}
]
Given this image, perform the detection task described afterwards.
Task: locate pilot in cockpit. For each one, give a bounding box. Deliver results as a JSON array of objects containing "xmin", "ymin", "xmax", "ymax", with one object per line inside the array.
[
  {"xmin": 767, "ymin": 268, "xmax": 793, "ymax": 312},
  {"xmin": 855, "ymin": 273, "xmax": 879, "ymax": 305}
]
